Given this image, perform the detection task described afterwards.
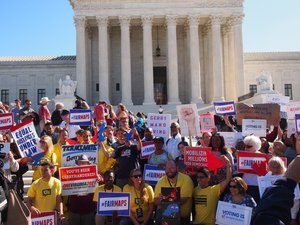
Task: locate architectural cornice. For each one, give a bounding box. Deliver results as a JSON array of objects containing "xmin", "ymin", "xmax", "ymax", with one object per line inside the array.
[
  {"xmin": 74, "ymin": 16, "xmax": 86, "ymax": 28},
  {"xmin": 244, "ymin": 52, "xmax": 300, "ymax": 61}
]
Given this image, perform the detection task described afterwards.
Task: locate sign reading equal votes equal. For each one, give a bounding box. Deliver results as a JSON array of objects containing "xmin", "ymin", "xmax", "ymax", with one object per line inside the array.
[{"xmin": 236, "ymin": 103, "xmax": 280, "ymax": 126}]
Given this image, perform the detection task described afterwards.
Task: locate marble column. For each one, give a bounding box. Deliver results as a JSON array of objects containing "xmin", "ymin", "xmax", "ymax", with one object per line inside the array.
[
  {"xmin": 119, "ymin": 16, "xmax": 133, "ymax": 105},
  {"xmin": 96, "ymin": 16, "xmax": 110, "ymax": 103},
  {"xmin": 74, "ymin": 16, "xmax": 87, "ymax": 100},
  {"xmin": 227, "ymin": 21, "xmax": 237, "ymax": 101},
  {"xmin": 210, "ymin": 16, "xmax": 225, "ymax": 102},
  {"xmin": 188, "ymin": 15, "xmax": 203, "ymax": 104},
  {"xmin": 142, "ymin": 16, "xmax": 155, "ymax": 105},
  {"xmin": 222, "ymin": 24, "xmax": 231, "ymax": 101},
  {"xmin": 166, "ymin": 15, "xmax": 181, "ymax": 104}
]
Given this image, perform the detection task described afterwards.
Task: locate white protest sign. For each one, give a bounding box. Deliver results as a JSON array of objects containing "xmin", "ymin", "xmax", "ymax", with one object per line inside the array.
[
  {"xmin": 0, "ymin": 143, "xmax": 10, "ymax": 170},
  {"xmin": 218, "ymin": 132, "xmax": 243, "ymax": 148},
  {"xmin": 199, "ymin": 113, "xmax": 215, "ymax": 132},
  {"xmin": 0, "ymin": 113, "xmax": 14, "ymax": 130},
  {"xmin": 287, "ymin": 102, "xmax": 300, "ymax": 119},
  {"xmin": 147, "ymin": 113, "xmax": 171, "ymax": 139},
  {"xmin": 257, "ymin": 175, "xmax": 300, "ymax": 199},
  {"xmin": 177, "ymin": 104, "xmax": 200, "ymax": 136},
  {"xmin": 31, "ymin": 211, "xmax": 57, "ymax": 225},
  {"xmin": 216, "ymin": 201, "xmax": 252, "ymax": 225},
  {"xmin": 265, "ymin": 95, "xmax": 290, "ymax": 118},
  {"xmin": 287, "ymin": 119, "xmax": 296, "ymax": 137},
  {"xmin": 61, "ymin": 144, "xmax": 98, "ymax": 167},
  {"xmin": 242, "ymin": 119, "xmax": 266, "ymax": 137}
]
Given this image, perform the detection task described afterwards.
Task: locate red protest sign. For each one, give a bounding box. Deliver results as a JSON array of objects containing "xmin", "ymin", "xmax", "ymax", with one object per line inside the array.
[
  {"xmin": 0, "ymin": 113, "xmax": 14, "ymax": 130},
  {"xmin": 237, "ymin": 151, "xmax": 268, "ymax": 174},
  {"xmin": 184, "ymin": 147, "xmax": 211, "ymax": 168}
]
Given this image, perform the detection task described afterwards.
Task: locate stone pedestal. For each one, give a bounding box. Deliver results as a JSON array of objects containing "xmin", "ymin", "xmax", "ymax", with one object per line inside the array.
[{"xmin": 53, "ymin": 95, "xmax": 76, "ymax": 111}]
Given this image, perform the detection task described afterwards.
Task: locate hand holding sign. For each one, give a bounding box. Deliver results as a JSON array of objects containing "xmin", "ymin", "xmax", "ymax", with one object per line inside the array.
[{"xmin": 98, "ymin": 122, "xmax": 106, "ymax": 142}]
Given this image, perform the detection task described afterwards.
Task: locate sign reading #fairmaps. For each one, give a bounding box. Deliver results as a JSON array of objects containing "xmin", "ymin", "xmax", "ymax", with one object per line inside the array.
[
  {"xmin": 214, "ymin": 101, "xmax": 236, "ymax": 116},
  {"xmin": 31, "ymin": 211, "xmax": 57, "ymax": 225},
  {"xmin": 97, "ymin": 192, "xmax": 130, "ymax": 216},
  {"xmin": 69, "ymin": 109, "xmax": 92, "ymax": 126},
  {"xmin": 143, "ymin": 164, "xmax": 166, "ymax": 185},
  {"xmin": 237, "ymin": 152, "xmax": 267, "ymax": 174},
  {"xmin": 147, "ymin": 113, "xmax": 171, "ymax": 139},
  {"xmin": 0, "ymin": 113, "xmax": 13, "ymax": 130},
  {"xmin": 141, "ymin": 141, "xmax": 155, "ymax": 159}
]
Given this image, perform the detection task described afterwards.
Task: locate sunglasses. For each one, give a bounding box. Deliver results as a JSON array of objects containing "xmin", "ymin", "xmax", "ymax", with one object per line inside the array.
[
  {"xmin": 244, "ymin": 145, "xmax": 253, "ymax": 148},
  {"xmin": 229, "ymin": 185, "xmax": 237, "ymax": 189},
  {"xmin": 132, "ymin": 174, "xmax": 142, "ymax": 179}
]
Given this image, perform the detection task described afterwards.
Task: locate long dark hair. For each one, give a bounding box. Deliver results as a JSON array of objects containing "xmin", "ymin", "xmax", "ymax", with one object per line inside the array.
[{"xmin": 209, "ymin": 133, "xmax": 227, "ymax": 155}]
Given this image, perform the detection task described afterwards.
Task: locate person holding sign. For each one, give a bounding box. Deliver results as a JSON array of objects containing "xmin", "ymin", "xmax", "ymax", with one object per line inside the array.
[
  {"xmin": 148, "ymin": 137, "xmax": 171, "ymax": 168},
  {"xmin": 193, "ymin": 155, "xmax": 232, "ymax": 225},
  {"xmin": 121, "ymin": 168, "xmax": 154, "ymax": 225}
]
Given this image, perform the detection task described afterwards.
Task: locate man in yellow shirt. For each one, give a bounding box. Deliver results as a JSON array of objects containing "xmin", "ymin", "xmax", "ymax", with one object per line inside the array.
[
  {"xmin": 27, "ymin": 162, "xmax": 64, "ymax": 221},
  {"xmin": 154, "ymin": 160, "xmax": 194, "ymax": 225}
]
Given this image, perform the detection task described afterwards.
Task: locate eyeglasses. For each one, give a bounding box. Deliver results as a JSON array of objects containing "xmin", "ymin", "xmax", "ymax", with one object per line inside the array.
[
  {"xmin": 244, "ymin": 145, "xmax": 253, "ymax": 148},
  {"xmin": 229, "ymin": 185, "xmax": 237, "ymax": 189},
  {"xmin": 132, "ymin": 174, "xmax": 142, "ymax": 179}
]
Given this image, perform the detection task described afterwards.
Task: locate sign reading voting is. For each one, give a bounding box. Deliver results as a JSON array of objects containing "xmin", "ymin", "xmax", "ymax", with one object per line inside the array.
[
  {"xmin": 147, "ymin": 113, "xmax": 171, "ymax": 139},
  {"xmin": 216, "ymin": 201, "xmax": 252, "ymax": 225},
  {"xmin": 31, "ymin": 211, "xmax": 57, "ymax": 225},
  {"xmin": 0, "ymin": 113, "xmax": 14, "ymax": 130},
  {"xmin": 69, "ymin": 109, "xmax": 92, "ymax": 126},
  {"xmin": 0, "ymin": 143, "xmax": 11, "ymax": 170},
  {"xmin": 97, "ymin": 192, "xmax": 130, "ymax": 216},
  {"xmin": 237, "ymin": 152, "xmax": 267, "ymax": 174},
  {"xmin": 60, "ymin": 165, "xmax": 97, "ymax": 196},
  {"xmin": 61, "ymin": 144, "xmax": 98, "ymax": 167},
  {"xmin": 242, "ymin": 119, "xmax": 267, "ymax": 137},
  {"xmin": 143, "ymin": 164, "xmax": 166, "ymax": 185},
  {"xmin": 141, "ymin": 141, "xmax": 155, "ymax": 159},
  {"xmin": 214, "ymin": 101, "xmax": 236, "ymax": 116}
]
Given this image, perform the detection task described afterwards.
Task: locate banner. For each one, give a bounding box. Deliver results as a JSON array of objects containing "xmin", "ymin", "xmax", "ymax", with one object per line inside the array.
[
  {"xmin": 143, "ymin": 164, "xmax": 166, "ymax": 185},
  {"xmin": 31, "ymin": 211, "xmax": 57, "ymax": 225},
  {"xmin": 216, "ymin": 201, "xmax": 252, "ymax": 225},
  {"xmin": 214, "ymin": 101, "xmax": 236, "ymax": 116},
  {"xmin": 295, "ymin": 114, "xmax": 300, "ymax": 134},
  {"xmin": 199, "ymin": 113, "xmax": 215, "ymax": 132},
  {"xmin": 218, "ymin": 132, "xmax": 243, "ymax": 148},
  {"xmin": 60, "ymin": 165, "xmax": 97, "ymax": 196},
  {"xmin": 69, "ymin": 109, "xmax": 92, "ymax": 126},
  {"xmin": 177, "ymin": 104, "xmax": 200, "ymax": 136},
  {"xmin": 141, "ymin": 141, "xmax": 155, "ymax": 159},
  {"xmin": 236, "ymin": 103, "xmax": 280, "ymax": 126},
  {"xmin": 257, "ymin": 175, "xmax": 300, "ymax": 199},
  {"xmin": 0, "ymin": 113, "xmax": 14, "ymax": 130},
  {"xmin": 242, "ymin": 119, "xmax": 267, "ymax": 137},
  {"xmin": 147, "ymin": 113, "xmax": 171, "ymax": 139},
  {"xmin": 184, "ymin": 147, "xmax": 210, "ymax": 168},
  {"xmin": 265, "ymin": 95, "xmax": 289, "ymax": 118},
  {"xmin": 0, "ymin": 143, "xmax": 11, "ymax": 170},
  {"xmin": 10, "ymin": 119, "xmax": 42, "ymax": 158},
  {"xmin": 61, "ymin": 144, "xmax": 98, "ymax": 167},
  {"xmin": 287, "ymin": 102, "xmax": 300, "ymax": 120},
  {"xmin": 287, "ymin": 119, "xmax": 296, "ymax": 137},
  {"xmin": 97, "ymin": 192, "xmax": 130, "ymax": 216},
  {"xmin": 237, "ymin": 152, "xmax": 267, "ymax": 174}
]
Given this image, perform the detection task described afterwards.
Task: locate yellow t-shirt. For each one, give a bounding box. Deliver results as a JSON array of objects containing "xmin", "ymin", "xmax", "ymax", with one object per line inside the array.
[
  {"xmin": 123, "ymin": 183, "xmax": 154, "ymax": 222},
  {"xmin": 154, "ymin": 172, "xmax": 193, "ymax": 218},
  {"xmin": 93, "ymin": 184, "xmax": 122, "ymax": 202},
  {"xmin": 98, "ymin": 140, "xmax": 116, "ymax": 173},
  {"xmin": 53, "ymin": 142, "xmax": 69, "ymax": 168},
  {"xmin": 27, "ymin": 177, "xmax": 61, "ymax": 212},
  {"xmin": 32, "ymin": 151, "xmax": 57, "ymax": 181},
  {"xmin": 193, "ymin": 184, "xmax": 221, "ymax": 225}
]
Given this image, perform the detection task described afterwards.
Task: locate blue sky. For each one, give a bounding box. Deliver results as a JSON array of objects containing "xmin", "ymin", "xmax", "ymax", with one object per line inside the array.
[{"xmin": 0, "ymin": 0, "xmax": 299, "ymax": 56}]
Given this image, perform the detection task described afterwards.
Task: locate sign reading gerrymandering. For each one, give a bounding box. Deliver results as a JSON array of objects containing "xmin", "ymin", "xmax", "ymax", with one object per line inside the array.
[
  {"xmin": 69, "ymin": 109, "xmax": 92, "ymax": 126},
  {"xmin": 97, "ymin": 192, "xmax": 130, "ymax": 216},
  {"xmin": 147, "ymin": 113, "xmax": 171, "ymax": 139},
  {"xmin": 143, "ymin": 164, "xmax": 166, "ymax": 185}
]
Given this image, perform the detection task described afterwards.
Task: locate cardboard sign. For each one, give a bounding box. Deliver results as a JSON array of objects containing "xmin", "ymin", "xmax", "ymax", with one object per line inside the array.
[
  {"xmin": 199, "ymin": 113, "xmax": 215, "ymax": 132},
  {"xmin": 214, "ymin": 101, "xmax": 236, "ymax": 116},
  {"xmin": 141, "ymin": 141, "xmax": 155, "ymax": 159},
  {"xmin": 236, "ymin": 103, "xmax": 280, "ymax": 126},
  {"xmin": 0, "ymin": 113, "xmax": 14, "ymax": 130},
  {"xmin": 31, "ymin": 211, "xmax": 57, "ymax": 225},
  {"xmin": 218, "ymin": 132, "xmax": 243, "ymax": 148},
  {"xmin": 287, "ymin": 119, "xmax": 296, "ymax": 137},
  {"xmin": 147, "ymin": 113, "xmax": 171, "ymax": 139},
  {"xmin": 143, "ymin": 164, "xmax": 166, "ymax": 185},
  {"xmin": 69, "ymin": 109, "xmax": 92, "ymax": 126},
  {"xmin": 287, "ymin": 102, "xmax": 300, "ymax": 120},
  {"xmin": 97, "ymin": 192, "xmax": 130, "ymax": 216},
  {"xmin": 257, "ymin": 175, "xmax": 300, "ymax": 199},
  {"xmin": 216, "ymin": 201, "xmax": 252, "ymax": 225},
  {"xmin": 60, "ymin": 165, "xmax": 97, "ymax": 196},
  {"xmin": 237, "ymin": 152, "xmax": 267, "ymax": 174},
  {"xmin": 184, "ymin": 147, "xmax": 210, "ymax": 168},
  {"xmin": 10, "ymin": 119, "xmax": 42, "ymax": 157},
  {"xmin": 0, "ymin": 143, "xmax": 11, "ymax": 170},
  {"xmin": 61, "ymin": 144, "xmax": 98, "ymax": 167},
  {"xmin": 242, "ymin": 119, "xmax": 267, "ymax": 137},
  {"xmin": 295, "ymin": 114, "xmax": 300, "ymax": 134},
  {"xmin": 177, "ymin": 104, "xmax": 200, "ymax": 136}
]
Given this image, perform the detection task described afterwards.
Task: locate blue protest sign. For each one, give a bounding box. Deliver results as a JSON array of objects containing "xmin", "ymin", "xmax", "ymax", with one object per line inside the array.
[
  {"xmin": 69, "ymin": 109, "xmax": 92, "ymax": 126},
  {"xmin": 214, "ymin": 101, "xmax": 236, "ymax": 116},
  {"xmin": 295, "ymin": 114, "xmax": 300, "ymax": 134},
  {"xmin": 97, "ymin": 192, "xmax": 130, "ymax": 216},
  {"xmin": 143, "ymin": 164, "xmax": 166, "ymax": 185}
]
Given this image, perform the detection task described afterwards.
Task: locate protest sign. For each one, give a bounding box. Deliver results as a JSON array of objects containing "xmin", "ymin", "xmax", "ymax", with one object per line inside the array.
[
  {"xmin": 143, "ymin": 164, "xmax": 166, "ymax": 185},
  {"xmin": 214, "ymin": 101, "xmax": 236, "ymax": 116},
  {"xmin": 161, "ymin": 187, "xmax": 181, "ymax": 225},
  {"xmin": 0, "ymin": 143, "xmax": 10, "ymax": 170},
  {"xmin": 199, "ymin": 113, "xmax": 215, "ymax": 132},
  {"xmin": 10, "ymin": 119, "xmax": 42, "ymax": 158},
  {"xmin": 147, "ymin": 113, "xmax": 171, "ymax": 139},
  {"xmin": 216, "ymin": 201, "xmax": 252, "ymax": 225},
  {"xmin": 242, "ymin": 119, "xmax": 267, "ymax": 137},
  {"xmin": 287, "ymin": 119, "xmax": 296, "ymax": 137},
  {"xmin": 236, "ymin": 103, "xmax": 280, "ymax": 126},
  {"xmin": 0, "ymin": 113, "xmax": 13, "ymax": 130},
  {"xmin": 31, "ymin": 211, "xmax": 57, "ymax": 225},
  {"xmin": 60, "ymin": 165, "xmax": 97, "ymax": 196},
  {"xmin": 184, "ymin": 147, "xmax": 210, "ymax": 168},
  {"xmin": 265, "ymin": 95, "xmax": 289, "ymax": 118},
  {"xmin": 177, "ymin": 104, "xmax": 200, "ymax": 136},
  {"xmin": 69, "ymin": 109, "xmax": 92, "ymax": 126},
  {"xmin": 237, "ymin": 152, "xmax": 267, "ymax": 174},
  {"xmin": 287, "ymin": 102, "xmax": 300, "ymax": 120},
  {"xmin": 218, "ymin": 132, "xmax": 243, "ymax": 148},
  {"xmin": 295, "ymin": 114, "xmax": 300, "ymax": 134},
  {"xmin": 141, "ymin": 141, "xmax": 155, "ymax": 159},
  {"xmin": 97, "ymin": 192, "xmax": 130, "ymax": 216},
  {"xmin": 61, "ymin": 144, "xmax": 98, "ymax": 167},
  {"xmin": 257, "ymin": 175, "xmax": 300, "ymax": 199}
]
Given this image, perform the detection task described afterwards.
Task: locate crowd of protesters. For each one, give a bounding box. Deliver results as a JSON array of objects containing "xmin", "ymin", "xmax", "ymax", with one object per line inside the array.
[{"xmin": 0, "ymin": 97, "xmax": 300, "ymax": 225}]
